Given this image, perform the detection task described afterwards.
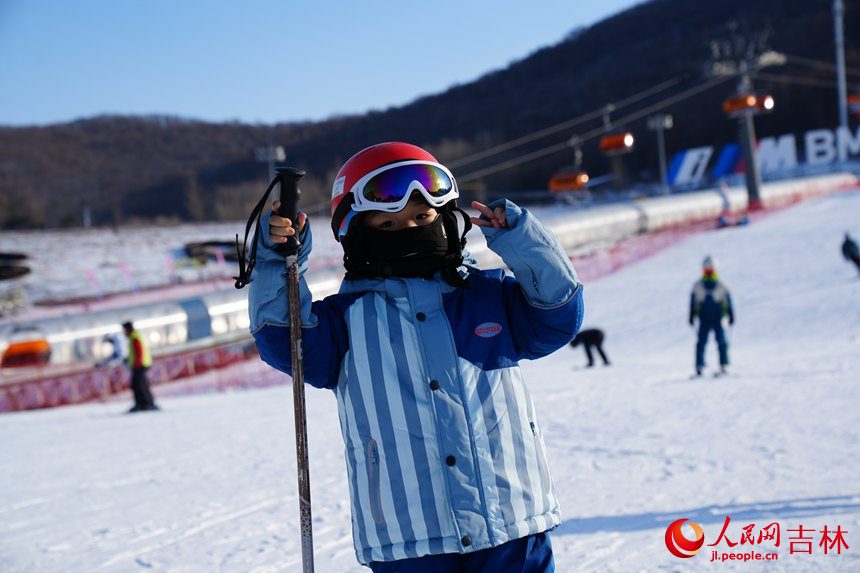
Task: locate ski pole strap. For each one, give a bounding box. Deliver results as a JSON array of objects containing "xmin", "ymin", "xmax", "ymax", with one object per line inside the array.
[{"xmin": 234, "ymin": 176, "xmax": 279, "ymax": 289}]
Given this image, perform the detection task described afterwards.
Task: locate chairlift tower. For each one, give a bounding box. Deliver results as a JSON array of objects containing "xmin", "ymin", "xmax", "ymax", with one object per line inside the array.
[
  {"xmin": 723, "ymin": 70, "xmax": 777, "ymax": 209},
  {"xmin": 710, "ymin": 30, "xmax": 785, "ymax": 210},
  {"xmin": 834, "ymin": 0, "xmax": 849, "ymax": 157},
  {"xmin": 647, "ymin": 114, "xmax": 673, "ymax": 193}
]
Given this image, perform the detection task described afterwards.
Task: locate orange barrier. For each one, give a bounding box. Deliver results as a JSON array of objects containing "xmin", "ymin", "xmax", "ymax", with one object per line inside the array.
[{"xmin": 1, "ymin": 339, "xmax": 51, "ymax": 368}]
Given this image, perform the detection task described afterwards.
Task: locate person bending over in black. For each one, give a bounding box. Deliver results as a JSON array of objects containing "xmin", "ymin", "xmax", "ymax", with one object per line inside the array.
[
  {"xmin": 570, "ymin": 328, "xmax": 610, "ymax": 367},
  {"xmin": 842, "ymin": 232, "xmax": 860, "ymax": 275}
]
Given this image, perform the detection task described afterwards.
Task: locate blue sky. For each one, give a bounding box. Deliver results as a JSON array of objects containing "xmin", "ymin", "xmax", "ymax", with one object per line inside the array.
[{"xmin": 0, "ymin": 0, "xmax": 643, "ymax": 127}]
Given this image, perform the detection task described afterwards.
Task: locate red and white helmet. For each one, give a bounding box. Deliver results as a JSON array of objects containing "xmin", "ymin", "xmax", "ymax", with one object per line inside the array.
[{"xmin": 330, "ymin": 142, "xmax": 459, "ymax": 240}]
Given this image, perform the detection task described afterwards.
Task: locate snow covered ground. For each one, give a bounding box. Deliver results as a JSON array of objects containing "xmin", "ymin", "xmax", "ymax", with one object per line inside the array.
[{"xmin": 2, "ymin": 191, "xmax": 859, "ymax": 572}]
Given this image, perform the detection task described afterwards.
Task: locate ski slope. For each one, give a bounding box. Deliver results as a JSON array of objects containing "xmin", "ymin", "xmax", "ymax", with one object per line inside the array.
[{"xmin": 2, "ymin": 191, "xmax": 859, "ymax": 572}]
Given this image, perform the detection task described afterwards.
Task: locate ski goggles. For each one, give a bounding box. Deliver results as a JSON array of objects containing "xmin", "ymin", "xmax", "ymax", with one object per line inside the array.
[{"xmin": 350, "ymin": 160, "xmax": 459, "ymax": 213}]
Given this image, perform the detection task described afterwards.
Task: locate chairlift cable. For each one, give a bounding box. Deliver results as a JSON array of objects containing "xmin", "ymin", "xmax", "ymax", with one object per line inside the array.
[
  {"xmin": 753, "ymin": 71, "xmax": 860, "ymax": 90},
  {"xmin": 458, "ymin": 72, "xmax": 741, "ymax": 183},
  {"xmin": 782, "ymin": 53, "xmax": 860, "ymax": 77},
  {"xmin": 447, "ymin": 76, "xmax": 685, "ymax": 169}
]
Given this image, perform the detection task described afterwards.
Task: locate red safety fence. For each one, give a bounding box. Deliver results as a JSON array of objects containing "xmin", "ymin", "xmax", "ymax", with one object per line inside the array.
[{"xmin": 571, "ymin": 222, "xmax": 712, "ymax": 282}]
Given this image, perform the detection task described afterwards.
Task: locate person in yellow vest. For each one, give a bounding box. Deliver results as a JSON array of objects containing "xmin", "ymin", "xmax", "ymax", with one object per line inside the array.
[{"xmin": 122, "ymin": 321, "xmax": 158, "ymax": 412}]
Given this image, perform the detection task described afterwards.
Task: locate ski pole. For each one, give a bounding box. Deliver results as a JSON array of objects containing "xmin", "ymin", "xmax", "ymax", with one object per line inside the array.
[{"xmin": 275, "ymin": 166, "xmax": 314, "ymax": 573}]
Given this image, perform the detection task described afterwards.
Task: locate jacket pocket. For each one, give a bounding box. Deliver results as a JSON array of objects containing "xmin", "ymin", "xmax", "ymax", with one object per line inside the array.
[{"xmin": 366, "ymin": 439, "xmax": 385, "ymax": 525}]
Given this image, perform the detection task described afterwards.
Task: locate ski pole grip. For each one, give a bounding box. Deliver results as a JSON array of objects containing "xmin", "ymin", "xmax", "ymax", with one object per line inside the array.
[{"xmin": 275, "ymin": 166, "xmax": 306, "ymax": 256}]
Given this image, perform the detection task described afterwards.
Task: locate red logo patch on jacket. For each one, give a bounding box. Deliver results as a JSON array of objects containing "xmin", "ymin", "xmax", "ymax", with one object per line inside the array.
[{"xmin": 474, "ymin": 322, "xmax": 502, "ymax": 338}]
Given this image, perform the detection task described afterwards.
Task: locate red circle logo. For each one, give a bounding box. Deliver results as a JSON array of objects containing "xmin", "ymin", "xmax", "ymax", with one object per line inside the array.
[
  {"xmin": 665, "ymin": 518, "xmax": 705, "ymax": 558},
  {"xmin": 474, "ymin": 322, "xmax": 502, "ymax": 338}
]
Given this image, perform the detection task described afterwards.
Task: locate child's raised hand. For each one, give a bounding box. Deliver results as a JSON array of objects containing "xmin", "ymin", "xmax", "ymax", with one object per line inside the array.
[
  {"xmin": 269, "ymin": 200, "xmax": 307, "ymax": 244},
  {"xmin": 470, "ymin": 201, "xmax": 508, "ymax": 229}
]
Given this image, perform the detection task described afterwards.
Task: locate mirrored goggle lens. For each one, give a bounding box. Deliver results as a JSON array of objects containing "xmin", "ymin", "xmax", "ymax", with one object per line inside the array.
[{"xmin": 361, "ymin": 164, "xmax": 454, "ymax": 204}]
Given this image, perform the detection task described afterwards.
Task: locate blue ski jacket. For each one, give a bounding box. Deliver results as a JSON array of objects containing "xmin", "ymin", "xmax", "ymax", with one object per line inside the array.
[
  {"xmin": 249, "ymin": 200, "xmax": 583, "ymax": 565},
  {"xmin": 690, "ymin": 276, "xmax": 734, "ymax": 325}
]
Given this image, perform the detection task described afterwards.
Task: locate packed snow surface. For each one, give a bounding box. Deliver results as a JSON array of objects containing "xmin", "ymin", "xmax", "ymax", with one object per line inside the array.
[{"xmin": 2, "ymin": 192, "xmax": 860, "ymax": 572}]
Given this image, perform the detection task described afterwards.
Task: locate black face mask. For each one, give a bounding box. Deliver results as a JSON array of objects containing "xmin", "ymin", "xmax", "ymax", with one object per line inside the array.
[{"xmin": 342, "ymin": 207, "xmax": 471, "ymax": 284}]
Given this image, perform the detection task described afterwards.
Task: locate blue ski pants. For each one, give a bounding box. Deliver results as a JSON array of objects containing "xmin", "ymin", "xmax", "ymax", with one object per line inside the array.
[
  {"xmin": 696, "ymin": 320, "xmax": 729, "ymax": 369},
  {"xmin": 368, "ymin": 532, "xmax": 554, "ymax": 573}
]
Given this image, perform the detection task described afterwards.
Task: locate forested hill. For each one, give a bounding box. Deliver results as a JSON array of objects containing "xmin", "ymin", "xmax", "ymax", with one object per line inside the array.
[{"xmin": 1, "ymin": 0, "xmax": 856, "ymax": 229}]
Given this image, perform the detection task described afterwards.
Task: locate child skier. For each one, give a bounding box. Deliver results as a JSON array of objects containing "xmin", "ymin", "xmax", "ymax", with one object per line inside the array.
[{"xmin": 249, "ymin": 142, "xmax": 583, "ymax": 571}]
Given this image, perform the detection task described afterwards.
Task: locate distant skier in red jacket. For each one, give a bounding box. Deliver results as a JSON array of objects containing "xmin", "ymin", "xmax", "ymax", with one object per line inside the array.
[{"xmin": 122, "ymin": 321, "xmax": 158, "ymax": 413}]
